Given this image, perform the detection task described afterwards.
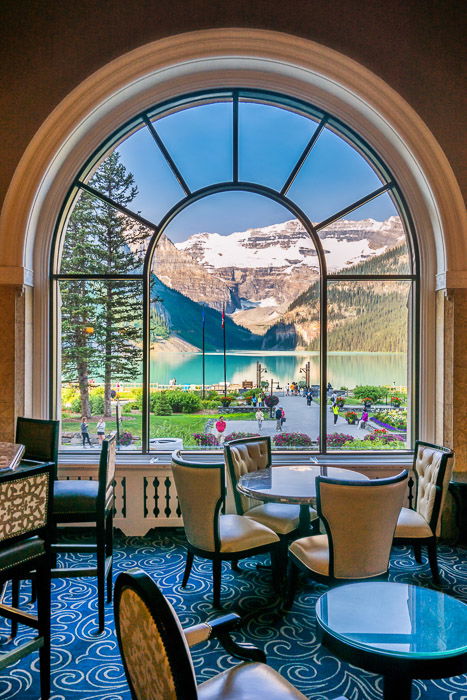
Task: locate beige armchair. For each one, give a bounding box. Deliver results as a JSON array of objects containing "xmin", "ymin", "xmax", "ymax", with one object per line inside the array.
[
  {"xmin": 225, "ymin": 436, "xmax": 319, "ymax": 540},
  {"xmin": 287, "ymin": 471, "xmax": 408, "ymax": 605},
  {"xmin": 171, "ymin": 450, "xmax": 281, "ymax": 607},
  {"xmin": 394, "ymin": 440, "xmax": 453, "ymax": 583},
  {"xmin": 114, "ymin": 568, "xmax": 315, "ymax": 700}
]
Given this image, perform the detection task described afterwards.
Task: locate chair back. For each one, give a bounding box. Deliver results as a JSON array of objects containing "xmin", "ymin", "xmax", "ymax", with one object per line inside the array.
[
  {"xmin": 114, "ymin": 569, "xmax": 198, "ymax": 700},
  {"xmin": 97, "ymin": 435, "xmax": 117, "ymax": 511},
  {"xmin": 0, "ymin": 463, "xmax": 53, "ymax": 551},
  {"xmin": 16, "ymin": 417, "xmax": 60, "ymax": 479},
  {"xmin": 412, "ymin": 441, "xmax": 453, "ymax": 536},
  {"xmin": 317, "ymin": 471, "xmax": 408, "ymax": 580},
  {"xmin": 171, "ymin": 451, "xmax": 224, "ymax": 552},
  {"xmin": 224, "ymin": 436, "xmax": 271, "ymax": 514}
]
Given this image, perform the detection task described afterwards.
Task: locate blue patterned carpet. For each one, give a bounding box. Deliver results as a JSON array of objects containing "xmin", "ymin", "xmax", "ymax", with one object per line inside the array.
[{"xmin": 0, "ymin": 530, "xmax": 466, "ymax": 699}]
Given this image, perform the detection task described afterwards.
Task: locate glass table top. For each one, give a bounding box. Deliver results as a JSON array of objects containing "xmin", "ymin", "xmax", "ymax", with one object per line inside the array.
[
  {"xmin": 316, "ymin": 582, "xmax": 467, "ymax": 659},
  {"xmin": 237, "ymin": 465, "xmax": 368, "ymax": 504}
]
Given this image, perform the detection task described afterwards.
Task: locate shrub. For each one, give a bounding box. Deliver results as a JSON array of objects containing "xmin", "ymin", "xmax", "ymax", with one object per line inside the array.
[
  {"xmin": 89, "ymin": 393, "xmax": 104, "ymax": 415},
  {"xmin": 119, "ymin": 431, "xmax": 133, "ymax": 446},
  {"xmin": 353, "ymin": 385, "xmax": 386, "ymax": 403},
  {"xmin": 323, "ymin": 433, "xmax": 355, "ymax": 447},
  {"xmin": 224, "ymin": 431, "xmax": 260, "ymax": 442},
  {"xmin": 166, "ymin": 390, "xmax": 202, "ymax": 413},
  {"xmin": 192, "ymin": 433, "xmax": 220, "ymax": 446},
  {"xmin": 200, "ymin": 399, "xmax": 219, "ymax": 409},
  {"xmin": 344, "ymin": 438, "xmax": 406, "ymax": 450},
  {"xmin": 152, "ymin": 393, "xmax": 173, "ymax": 415},
  {"xmin": 219, "ymin": 395, "xmax": 235, "ymax": 407},
  {"xmin": 70, "ymin": 396, "xmax": 82, "ymax": 413},
  {"xmin": 273, "ymin": 432, "xmax": 313, "ymax": 447}
]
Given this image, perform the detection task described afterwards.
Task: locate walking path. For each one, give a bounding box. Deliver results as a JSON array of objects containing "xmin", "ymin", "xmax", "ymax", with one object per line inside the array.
[{"xmin": 218, "ymin": 393, "xmax": 369, "ymax": 441}]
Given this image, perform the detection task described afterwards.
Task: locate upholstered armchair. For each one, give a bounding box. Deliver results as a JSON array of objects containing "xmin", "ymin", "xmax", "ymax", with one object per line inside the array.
[
  {"xmin": 394, "ymin": 441, "xmax": 453, "ymax": 583},
  {"xmin": 171, "ymin": 450, "xmax": 281, "ymax": 607},
  {"xmin": 287, "ymin": 471, "xmax": 408, "ymax": 605},
  {"xmin": 114, "ymin": 568, "xmax": 314, "ymax": 700},
  {"xmin": 224, "ymin": 436, "xmax": 319, "ymax": 542}
]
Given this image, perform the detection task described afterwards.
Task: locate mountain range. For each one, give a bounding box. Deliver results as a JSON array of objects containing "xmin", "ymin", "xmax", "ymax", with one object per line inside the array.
[{"xmin": 150, "ymin": 216, "xmax": 410, "ymax": 352}]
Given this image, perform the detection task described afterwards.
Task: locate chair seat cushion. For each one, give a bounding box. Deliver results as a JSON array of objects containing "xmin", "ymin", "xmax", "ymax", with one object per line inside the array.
[
  {"xmin": 395, "ymin": 507, "xmax": 433, "ymax": 539},
  {"xmin": 198, "ymin": 661, "xmax": 308, "ymax": 700},
  {"xmin": 0, "ymin": 536, "xmax": 45, "ymax": 574},
  {"xmin": 245, "ymin": 503, "xmax": 317, "ymax": 536},
  {"xmin": 219, "ymin": 515, "xmax": 279, "ymax": 553},
  {"xmin": 53, "ymin": 479, "xmax": 98, "ymax": 515},
  {"xmin": 288, "ymin": 534, "xmax": 330, "ymax": 576}
]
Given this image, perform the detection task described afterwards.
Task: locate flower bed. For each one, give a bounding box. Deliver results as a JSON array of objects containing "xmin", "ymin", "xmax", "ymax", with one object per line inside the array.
[
  {"xmin": 192, "ymin": 433, "xmax": 220, "ymax": 446},
  {"xmin": 364, "ymin": 428, "xmax": 404, "ymax": 444},
  {"xmin": 273, "ymin": 432, "xmax": 313, "ymax": 447},
  {"xmin": 370, "ymin": 409, "xmax": 407, "ymax": 431},
  {"xmin": 224, "ymin": 431, "xmax": 260, "ymax": 442},
  {"xmin": 323, "ymin": 433, "xmax": 355, "ymax": 447}
]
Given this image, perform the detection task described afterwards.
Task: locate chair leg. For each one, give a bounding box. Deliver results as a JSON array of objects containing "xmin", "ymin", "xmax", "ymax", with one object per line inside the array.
[
  {"xmin": 212, "ymin": 559, "xmax": 222, "ymax": 608},
  {"xmin": 36, "ymin": 561, "xmax": 51, "ymax": 700},
  {"xmin": 182, "ymin": 551, "xmax": 194, "ymax": 588},
  {"xmin": 284, "ymin": 560, "xmax": 299, "ymax": 609},
  {"xmin": 231, "ymin": 560, "xmax": 240, "ymax": 572},
  {"xmin": 413, "ymin": 542, "xmax": 423, "ymax": 563},
  {"xmin": 427, "ymin": 540, "xmax": 441, "ymax": 584},
  {"xmin": 96, "ymin": 525, "xmax": 106, "ymax": 634},
  {"xmin": 10, "ymin": 578, "xmax": 19, "ymax": 639},
  {"xmin": 105, "ymin": 511, "xmax": 113, "ymax": 604}
]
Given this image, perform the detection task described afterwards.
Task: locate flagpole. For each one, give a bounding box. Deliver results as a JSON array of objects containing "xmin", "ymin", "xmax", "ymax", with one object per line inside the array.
[
  {"xmin": 202, "ymin": 306, "xmax": 206, "ymax": 399},
  {"xmin": 222, "ymin": 302, "xmax": 227, "ymax": 397}
]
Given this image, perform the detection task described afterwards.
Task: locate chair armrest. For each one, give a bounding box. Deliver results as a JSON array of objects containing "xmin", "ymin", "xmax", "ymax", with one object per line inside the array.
[{"xmin": 184, "ymin": 612, "xmax": 266, "ymax": 662}]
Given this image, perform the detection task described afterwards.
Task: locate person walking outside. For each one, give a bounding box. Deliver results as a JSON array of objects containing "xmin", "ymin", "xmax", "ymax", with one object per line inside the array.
[
  {"xmin": 81, "ymin": 417, "xmax": 92, "ymax": 448},
  {"xmin": 360, "ymin": 410, "xmax": 369, "ymax": 429},
  {"xmin": 96, "ymin": 416, "xmax": 106, "ymax": 445},
  {"xmin": 332, "ymin": 403, "xmax": 340, "ymax": 425},
  {"xmin": 216, "ymin": 415, "xmax": 227, "ymax": 442},
  {"xmin": 280, "ymin": 406, "xmax": 286, "ymax": 429},
  {"xmin": 255, "ymin": 407, "xmax": 264, "ymax": 431},
  {"xmin": 275, "ymin": 405, "xmax": 283, "ymax": 431}
]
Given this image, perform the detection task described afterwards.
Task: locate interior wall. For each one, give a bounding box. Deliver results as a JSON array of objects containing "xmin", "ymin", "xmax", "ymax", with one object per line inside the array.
[{"xmin": 1, "ymin": 0, "xmax": 465, "ymax": 210}]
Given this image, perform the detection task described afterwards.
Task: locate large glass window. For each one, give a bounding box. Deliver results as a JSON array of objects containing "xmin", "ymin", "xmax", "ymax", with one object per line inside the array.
[{"xmin": 52, "ymin": 90, "xmax": 417, "ymax": 453}]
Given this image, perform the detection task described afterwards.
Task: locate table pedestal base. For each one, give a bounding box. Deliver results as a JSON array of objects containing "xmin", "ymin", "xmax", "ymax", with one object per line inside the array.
[{"xmin": 384, "ymin": 674, "xmax": 412, "ymax": 700}]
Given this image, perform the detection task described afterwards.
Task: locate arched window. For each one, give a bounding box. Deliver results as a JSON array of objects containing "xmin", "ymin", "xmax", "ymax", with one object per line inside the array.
[{"xmin": 52, "ymin": 89, "xmax": 417, "ymax": 453}]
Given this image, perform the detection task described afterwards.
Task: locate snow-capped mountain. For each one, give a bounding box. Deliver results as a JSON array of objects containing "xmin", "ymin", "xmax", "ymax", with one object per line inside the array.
[{"xmin": 175, "ymin": 216, "xmax": 405, "ymax": 274}]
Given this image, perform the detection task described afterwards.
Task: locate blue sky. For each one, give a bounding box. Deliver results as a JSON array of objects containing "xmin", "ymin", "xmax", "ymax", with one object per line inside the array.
[{"xmin": 112, "ymin": 100, "xmax": 399, "ymax": 242}]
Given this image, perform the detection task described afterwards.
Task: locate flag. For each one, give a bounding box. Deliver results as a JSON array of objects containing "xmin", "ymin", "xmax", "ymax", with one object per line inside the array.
[{"xmin": 221, "ymin": 304, "xmax": 225, "ymax": 328}]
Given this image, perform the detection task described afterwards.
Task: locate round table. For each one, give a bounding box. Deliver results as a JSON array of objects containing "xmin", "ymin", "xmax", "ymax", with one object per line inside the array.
[
  {"xmin": 316, "ymin": 581, "xmax": 467, "ymax": 700},
  {"xmin": 237, "ymin": 465, "xmax": 368, "ymax": 534}
]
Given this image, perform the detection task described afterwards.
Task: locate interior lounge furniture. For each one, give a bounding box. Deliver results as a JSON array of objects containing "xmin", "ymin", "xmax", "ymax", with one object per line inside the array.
[
  {"xmin": 225, "ymin": 436, "xmax": 319, "ymax": 547},
  {"xmin": 171, "ymin": 450, "xmax": 281, "ymax": 607},
  {"xmin": 286, "ymin": 471, "xmax": 408, "ymax": 605},
  {"xmin": 0, "ymin": 461, "xmax": 53, "ymax": 699},
  {"xmin": 51, "ymin": 435, "xmax": 116, "ymax": 633},
  {"xmin": 316, "ymin": 581, "xmax": 467, "ymax": 700},
  {"xmin": 394, "ymin": 440, "xmax": 454, "ymax": 584},
  {"xmin": 114, "ymin": 568, "xmax": 327, "ymax": 700},
  {"xmin": 16, "ymin": 417, "xmax": 60, "ymax": 477}
]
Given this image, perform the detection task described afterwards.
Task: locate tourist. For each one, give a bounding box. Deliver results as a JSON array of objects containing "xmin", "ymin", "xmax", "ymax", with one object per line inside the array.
[
  {"xmin": 331, "ymin": 391, "xmax": 337, "ymax": 406},
  {"xmin": 280, "ymin": 406, "xmax": 286, "ymax": 428},
  {"xmin": 252, "ymin": 394, "xmax": 258, "ymax": 408},
  {"xmin": 96, "ymin": 416, "xmax": 106, "ymax": 445},
  {"xmin": 255, "ymin": 408, "xmax": 264, "ymax": 431},
  {"xmin": 275, "ymin": 405, "xmax": 283, "ymax": 431},
  {"xmin": 332, "ymin": 403, "xmax": 339, "ymax": 425},
  {"xmin": 306, "ymin": 391, "xmax": 312, "ymax": 406},
  {"xmin": 360, "ymin": 410, "xmax": 369, "ymax": 429},
  {"xmin": 216, "ymin": 415, "xmax": 227, "ymax": 442},
  {"xmin": 286, "ymin": 383, "xmax": 290, "ymax": 396},
  {"xmin": 81, "ymin": 417, "xmax": 92, "ymax": 448}
]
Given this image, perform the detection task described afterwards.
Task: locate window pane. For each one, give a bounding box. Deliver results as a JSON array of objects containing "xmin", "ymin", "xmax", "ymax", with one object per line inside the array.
[
  {"xmin": 59, "ymin": 279, "xmax": 143, "ymax": 451},
  {"xmin": 239, "ymin": 101, "xmax": 318, "ymax": 190},
  {"xmin": 154, "ymin": 102, "xmax": 233, "ymax": 191},
  {"xmin": 85, "ymin": 126, "xmax": 186, "ymax": 224},
  {"xmin": 326, "ymin": 280, "xmax": 411, "ymax": 451},
  {"xmin": 148, "ymin": 191, "xmax": 320, "ymax": 450},
  {"xmin": 59, "ymin": 187, "xmax": 154, "ymax": 275},
  {"xmin": 287, "ymin": 126, "xmax": 383, "ymax": 223},
  {"xmin": 319, "ymin": 192, "xmax": 411, "ymax": 274}
]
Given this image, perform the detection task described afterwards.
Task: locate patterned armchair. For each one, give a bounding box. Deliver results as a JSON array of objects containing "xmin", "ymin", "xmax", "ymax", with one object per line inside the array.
[
  {"xmin": 0, "ymin": 462, "xmax": 53, "ymax": 698},
  {"xmin": 287, "ymin": 471, "xmax": 408, "ymax": 605},
  {"xmin": 394, "ymin": 440, "xmax": 453, "ymax": 583},
  {"xmin": 114, "ymin": 568, "xmax": 310, "ymax": 699},
  {"xmin": 171, "ymin": 450, "xmax": 281, "ymax": 607}
]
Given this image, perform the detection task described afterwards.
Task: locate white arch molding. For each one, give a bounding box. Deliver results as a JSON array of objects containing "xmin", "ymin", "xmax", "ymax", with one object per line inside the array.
[{"xmin": 1, "ymin": 28, "xmax": 465, "ymax": 428}]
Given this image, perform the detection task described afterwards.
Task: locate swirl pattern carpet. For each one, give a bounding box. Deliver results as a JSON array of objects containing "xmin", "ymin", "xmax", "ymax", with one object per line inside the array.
[{"xmin": 0, "ymin": 530, "xmax": 465, "ymax": 699}]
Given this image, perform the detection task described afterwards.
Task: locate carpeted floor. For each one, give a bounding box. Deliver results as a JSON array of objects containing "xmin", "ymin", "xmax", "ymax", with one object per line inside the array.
[{"xmin": 0, "ymin": 530, "xmax": 466, "ymax": 699}]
